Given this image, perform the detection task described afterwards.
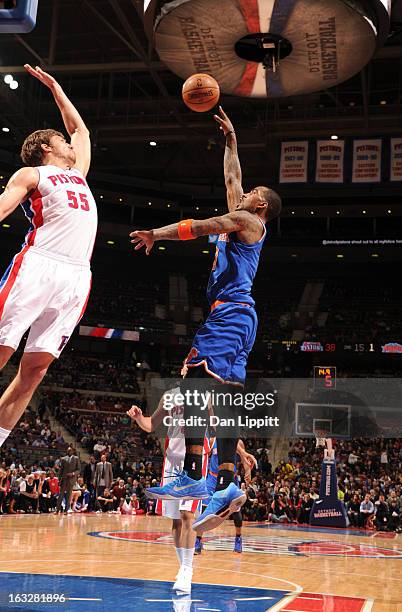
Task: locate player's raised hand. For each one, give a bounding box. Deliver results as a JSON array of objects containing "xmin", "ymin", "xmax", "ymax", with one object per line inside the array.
[
  {"xmin": 213, "ymin": 106, "xmax": 234, "ymax": 136},
  {"xmin": 129, "ymin": 229, "xmax": 155, "ymax": 255},
  {"xmin": 24, "ymin": 64, "xmax": 58, "ymax": 90},
  {"xmin": 243, "ymin": 451, "xmax": 258, "ymax": 469},
  {"xmin": 127, "ymin": 405, "xmax": 143, "ymax": 421}
]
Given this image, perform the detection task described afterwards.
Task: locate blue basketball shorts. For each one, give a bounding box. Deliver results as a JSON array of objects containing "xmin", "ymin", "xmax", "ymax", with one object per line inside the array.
[{"xmin": 184, "ymin": 301, "xmax": 258, "ymax": 385}]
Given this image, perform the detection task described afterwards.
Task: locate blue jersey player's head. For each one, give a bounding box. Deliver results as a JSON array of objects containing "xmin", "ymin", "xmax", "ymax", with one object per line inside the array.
[{"xmin": 236, "ymin": 186, "xmax": 282, "ymax": 223}]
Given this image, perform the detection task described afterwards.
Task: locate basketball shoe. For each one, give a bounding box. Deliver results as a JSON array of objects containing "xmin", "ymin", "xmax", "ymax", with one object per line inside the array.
[
  {"xmin": 192, "ymin": 483, "xmax": 246, "ymax": 533},
  {"xmin": 194, "ymin": 536, "xmax": 203, "ymax": 555},
  {"xmin": 173, "ymin": 565, "xmax": 193, "ymax": 594},
  {"xmin": 145, "ymin": 470, "xmax": 209, "ymax": 501},
  {"xmin": 234, "ymin": 535, "xmax": 242, "ymax": 553}
]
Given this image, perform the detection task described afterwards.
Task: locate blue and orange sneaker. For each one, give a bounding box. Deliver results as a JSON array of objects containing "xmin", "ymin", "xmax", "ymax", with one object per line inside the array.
[
  {"xmin": 192, "ymin": 483, "xmax": 246, "ymax": 534},
  {"xmin": 145, "ymin": 470, "xmax": 209, "ymax": 501},
  {"xmin": 234, "ymin": 535, "xmax": 242, "ymax": 553}
]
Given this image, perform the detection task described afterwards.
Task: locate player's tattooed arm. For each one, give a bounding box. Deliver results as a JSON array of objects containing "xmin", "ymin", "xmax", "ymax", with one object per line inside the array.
[
  {"xmin": 0, "ymin": 167, "xmax": 38, "ymax": 222},
  {"xmin": 130, "ymin": 211, "xmax": 250, "ymax": 254},
  {"xmin": 24, "ymin": 64, "xmax": 91, "ymax": 177},
  {"xmin": 214, "ymin": 106, "xmax": 243, "ymax": 213}
]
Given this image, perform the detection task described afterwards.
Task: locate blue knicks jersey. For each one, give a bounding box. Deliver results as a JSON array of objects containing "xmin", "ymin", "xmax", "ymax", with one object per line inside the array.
[{"xmin": 207, "ymin": 217, "xmax": 267, "ymax": 306}]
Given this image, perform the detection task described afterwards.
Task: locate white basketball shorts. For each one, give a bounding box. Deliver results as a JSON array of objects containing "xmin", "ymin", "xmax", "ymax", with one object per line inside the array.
[
  {"xmin": 158, "ymin": 498, "xmax": 202, "ymax": 520},
  {"xmin": 0, "ymin": 246, "xmax": 91, "ymax": 358}
]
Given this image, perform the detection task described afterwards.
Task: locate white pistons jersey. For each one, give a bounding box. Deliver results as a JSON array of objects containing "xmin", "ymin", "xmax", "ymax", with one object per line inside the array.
[
  {"xmin": 0, "ymin": 164, "xmax": 97, "ymax": 358},
  {"xmin": 21, "ymin": 164, "xmax": 98, "ymax": 263},
  {"xmin": 156, "ymin": 388, "xmax": 212, "ymax": 520}
]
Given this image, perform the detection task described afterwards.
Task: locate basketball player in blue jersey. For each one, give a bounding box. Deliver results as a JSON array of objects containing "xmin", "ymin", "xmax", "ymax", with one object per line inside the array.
[{"xmin": 131, "ymin": 106, "xmax": 281, "ymax": 533}]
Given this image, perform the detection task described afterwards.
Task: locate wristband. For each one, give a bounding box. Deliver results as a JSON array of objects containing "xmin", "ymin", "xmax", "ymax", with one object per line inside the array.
[{"xmin": 178, "ymin": 219, "xmax": 196, "ymax": 240}]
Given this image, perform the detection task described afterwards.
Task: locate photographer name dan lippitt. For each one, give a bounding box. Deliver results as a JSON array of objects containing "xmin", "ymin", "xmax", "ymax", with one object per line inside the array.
[{"xmin": 163, "ymin": 414, "xmax": 280, "ymax": 429}]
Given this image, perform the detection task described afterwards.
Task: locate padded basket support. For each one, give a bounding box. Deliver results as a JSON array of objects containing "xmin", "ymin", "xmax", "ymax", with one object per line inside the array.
[{"xmin": 0, "ymin": 0, "xmax": 38, "ymax": 34}]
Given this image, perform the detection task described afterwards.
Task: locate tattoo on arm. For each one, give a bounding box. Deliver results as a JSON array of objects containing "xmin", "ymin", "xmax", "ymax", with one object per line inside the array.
[{"xmin": 224, "ymin": 133, "xmax": 243, "ymax": 212}]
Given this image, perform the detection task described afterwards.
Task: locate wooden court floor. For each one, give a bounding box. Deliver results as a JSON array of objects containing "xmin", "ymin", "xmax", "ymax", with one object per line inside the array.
[{"xmin": 0, "ymin": 514, "xmax": 401, "ymax": 611}]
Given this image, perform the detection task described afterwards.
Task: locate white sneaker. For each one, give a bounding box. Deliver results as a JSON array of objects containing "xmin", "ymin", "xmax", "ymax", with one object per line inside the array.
[
  {"xmin": 173, "ymin": 565, "xmax": 193, "ymax": 594},
  {"xmin": 173, "ymin": 595, "xmax": 192, "ymax": 612},
  {"xmin": 67, "ymin": 509, "xmax": 73, "ymax": 514}
]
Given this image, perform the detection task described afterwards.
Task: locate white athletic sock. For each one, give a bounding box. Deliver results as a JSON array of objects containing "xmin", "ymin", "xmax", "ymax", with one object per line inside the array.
[
  {"xmin": 0, "ymin": 426, "xmax": 11, "ymax": 448},
  {"xmin": 182, "ymin": 547, "xmax": 195, "ymax": 569},
  {"xmin": 176, "ymin": 547, "xmax": 185, "ymax": 565}
]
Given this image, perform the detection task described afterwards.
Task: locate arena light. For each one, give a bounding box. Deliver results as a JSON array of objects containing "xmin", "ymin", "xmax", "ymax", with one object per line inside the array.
[
  {"xmin": 330, "ymin": 135, "xmax": 338, "ymax": 140},
  {"xmin": 195, "ymin": 206, "xmax": 199, "ymax": 211},
  {"xmin": 380, "ymin": 100, "xmax": 387, "ymax": 105},
  {"xmin": 349, "ymin": 101, "xmax": 355, "ymax": 107},
  {"xmin": 2, "ymin": 127, "xmax": 9, "ymax": 133},
  {"xmin": 291, "ymin": 253, "xmax": 298, "ymax": 258},
  {"xmin": 148, "ymin": 201, "xmax": 152, "ymax": 206},
  {"xmin": 106, "ymin": 240, "xmax": 115, "ymax": 245},
  {"xmin": 310, "ymin": 210, "xmax": 314, "ymax": 215},
  {"xmin": 387, "ymin": 209, "xmax": 392, "ymax": 214},
  {"xmin": 336, "ymin": 210, "xmax": 340, "ymax": 214},
  {"xmin": 202, "ymin": 250, "xmax": 209, "ymax": 254},
  {"xmin": 3, "ymin": 74, "xmax": 13, "ymax": 85},
  {"xmin": 371, "ymin": 253, "xmax": 379, "ymax": 258},
  {"xmin": 118, "ymin": 197, "xmax": 123, "ymax": 202},
  {"xmin": 158, "ymin": 246, "xmax": 166, "ymax": 251},
  {"xmin": 167, "ymin": 203, "xmax": 171, "ymax": 208},
  {"xmin": 362, "ymin": 210, "xmax": 367, "ymax": 214},
  {"xmin": 214, "ymin": 208, "xmax": 218, "ymax": 212},
  {"xmin": 2, "ymin": 223, "xmax": 10, "ymax": 228},
  {"xmin": 9, "ymin": 80, "xmax": 18, "ymax": 90},
  {"xmin": 336, "ymin": 254, "xmax": 344, "ymax": 258},
  {"xmin": 291, "ymin": 210, "xmax": 295, "ymax": 215},
  {"xmin": 149, "ymin": 140, "xmax": 157, "ymax": 146}
]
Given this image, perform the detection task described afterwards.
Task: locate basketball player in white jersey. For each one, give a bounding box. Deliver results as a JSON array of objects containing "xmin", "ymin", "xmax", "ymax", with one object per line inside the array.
[
  {"xmin": 127, "ymin": 390, "xmax": 212, "ymax": 594},
  {"xmin": 128, "ymin": 395, "xmax": 256, "ymax": 594},
  {"xmin": 0, "ymin": 65, "xmax": 97, "ymax": 449}
]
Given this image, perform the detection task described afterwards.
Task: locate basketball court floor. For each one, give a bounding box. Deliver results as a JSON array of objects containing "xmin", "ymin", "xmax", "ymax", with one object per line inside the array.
[{"xmin": 0, "ymin": 514, "xmax": 400, "ymax": 611}]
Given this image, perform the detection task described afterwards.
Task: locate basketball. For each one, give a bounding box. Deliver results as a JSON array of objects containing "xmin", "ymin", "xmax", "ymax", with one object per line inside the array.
[{"xmin": 182, "ymin": 73, "xmax": 220, "ymax": 112}]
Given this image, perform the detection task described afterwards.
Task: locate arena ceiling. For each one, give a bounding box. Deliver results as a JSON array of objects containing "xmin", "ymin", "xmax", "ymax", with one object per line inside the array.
[{"xmin": 1, "ymin": 0, "xmax": 402, "ymax": 210}]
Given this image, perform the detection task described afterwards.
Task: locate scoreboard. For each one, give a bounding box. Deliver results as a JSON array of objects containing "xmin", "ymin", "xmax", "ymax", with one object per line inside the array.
[{"xmin": 314, "ymin": 366, "xmax": 337, "ymax": 389}]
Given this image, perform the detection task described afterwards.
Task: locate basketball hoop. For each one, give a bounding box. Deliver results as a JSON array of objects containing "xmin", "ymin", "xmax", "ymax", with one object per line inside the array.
[
  {"xmin": 315, "ymin": 432, "xmax": 327, "ymax": 448},
  {"xmin": 314, "ymin": 430, "xmax": 334, "ymax": 460}
]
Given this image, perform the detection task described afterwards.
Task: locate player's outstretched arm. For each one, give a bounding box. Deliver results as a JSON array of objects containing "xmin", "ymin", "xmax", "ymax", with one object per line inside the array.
[
  {"xmin": 127, "ymin": 406, "xmax": 153, "ymax": 433},
  {"xmin": 130, "ymin": 211, "xmax": 249, "ymax": 254},
  {"xmin": 0, "ymin": 167, "xmax": 38, "ymax": 223},
  {"xmin": 214, "ymin": 106, "xmax": 243, "ymax": 212},
  {"xmin": 24, "ymin": 64, "xmax": 91, "ymax": 177},
  {"xmin": 126, "ymin": 394, "xmax": 166, "ymax": 432}
]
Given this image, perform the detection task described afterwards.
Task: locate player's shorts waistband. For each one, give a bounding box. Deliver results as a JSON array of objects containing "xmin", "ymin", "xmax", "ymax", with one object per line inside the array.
[
  {"xmin": 28, "ymin": 246, "xmax": 91, "ymax": 269},
  {"xmin": 210, "ymin": 300, "xmax": 251, "ymax": 312}
]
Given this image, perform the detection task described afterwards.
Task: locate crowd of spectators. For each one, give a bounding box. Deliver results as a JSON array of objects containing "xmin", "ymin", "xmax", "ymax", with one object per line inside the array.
[
  {"xmin": 2, "ymin": 405, "xmax": 400, "ymax": 533},
  {"xmin": 1, "ymin": 368, "xmax": 401, "ymax": 533},
  {"xmin": 45, "ymin": 355, "xmax": 140, "ymax": 394},
  {"xmin": 239, "ymin": 437, "xmax": 402, "ymax": 532},
  {"xmin": 41, "ymin": 392, "xmax": 161, "ymax": 465}
]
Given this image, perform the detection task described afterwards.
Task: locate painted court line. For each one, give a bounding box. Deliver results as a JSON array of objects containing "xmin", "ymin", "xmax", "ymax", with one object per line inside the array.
[
  {"xmin": 146, "ymin": 599, "xmax": 203, "ymax": 603},
  {"xmin": 67, "ymin": 598, "xmax": 103, "ymax": 601},
  {"xmin": 234, "ymin": 596, "xmax": 275, "ymax": 600},
  {"xmin": 361, "ymin": 599, "xmax": 374, "ymax": 612}
]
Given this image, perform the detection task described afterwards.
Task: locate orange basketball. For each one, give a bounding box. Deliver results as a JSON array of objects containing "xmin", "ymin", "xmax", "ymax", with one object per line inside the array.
[{"xmin": 182, "ymin": 73, "xmax": 220, "ymax": 112}]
